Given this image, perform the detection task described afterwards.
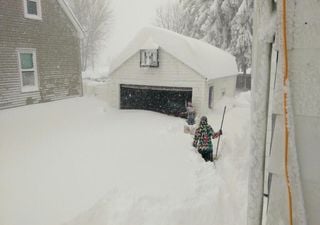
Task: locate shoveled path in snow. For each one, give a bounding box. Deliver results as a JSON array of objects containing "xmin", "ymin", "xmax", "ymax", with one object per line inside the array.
[{"xmin": 0, "ymin": 93, "xmax": 251, "ymax": 225}]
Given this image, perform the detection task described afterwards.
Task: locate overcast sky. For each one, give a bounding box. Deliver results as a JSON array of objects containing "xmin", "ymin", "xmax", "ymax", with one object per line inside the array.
[{"xmin": 97, "ymin": 0, "xmax": 173, "ymax": 67}]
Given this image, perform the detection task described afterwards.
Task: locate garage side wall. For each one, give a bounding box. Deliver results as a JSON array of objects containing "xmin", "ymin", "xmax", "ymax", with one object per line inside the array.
[
  {"xmin": 205, "ymin": 75, "xmax": 237, "ymax": 112},
  {"xmin": 109, "ymin": 49, "xmax": 207, "ymax": 115}
]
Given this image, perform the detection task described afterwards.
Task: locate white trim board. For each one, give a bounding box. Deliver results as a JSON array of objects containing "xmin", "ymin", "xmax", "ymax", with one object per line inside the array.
[
  {"xmin": 23, "ymin": 0, "xmax": 42, "ymax": 20},
  {"xmin": 56, "ymin": 0, "xmax": 84, "ymax": 38},
  {"xmin": 17, "ymin": 48, "xmax": 39, "ymax": 93}
]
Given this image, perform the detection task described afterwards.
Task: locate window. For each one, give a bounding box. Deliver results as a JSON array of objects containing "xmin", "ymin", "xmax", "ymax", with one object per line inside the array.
[
  {"xmin": 208, "ymin": 86, "xmax": 214, "ymax": 109},
  {"xmin": 221, "ymin": 88, "xmax": 226, "ymax": 96},
  {"xmin": 140, "ymin": 49, "xmax": 159, "ymax": 67},
  {"xmin": 17, "ymin": 49, "xmax": 39, "ymax": 92},
  {"xmin": 272, "ymin": 0, "xmax": 277, "ymax": 11},
  {"xmin": 23, "ymin": 0, "xmax": 42, "ymax": 20}
]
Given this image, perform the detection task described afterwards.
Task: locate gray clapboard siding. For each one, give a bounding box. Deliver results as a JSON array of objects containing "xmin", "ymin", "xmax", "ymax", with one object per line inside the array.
[{"xmin": 0, "ymin": 0, "xmax": 82, "ymax": 110}]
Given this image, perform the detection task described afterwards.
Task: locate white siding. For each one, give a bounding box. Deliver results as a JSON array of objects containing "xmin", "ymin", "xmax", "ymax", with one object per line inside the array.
[
  {"xmin": 205, "ymin": 76, "xmax": 237, "ymax": 111},
  {"xmin": 109, "ymin": 49, "xmax": 207, "ymax": 115},
  {"xmin": 250, "ymin": 0, "xmax": 320, "ymax": 225},
  {"xmin": 267, "ymin": 1, "xmax": 320, "ymax": 224}
]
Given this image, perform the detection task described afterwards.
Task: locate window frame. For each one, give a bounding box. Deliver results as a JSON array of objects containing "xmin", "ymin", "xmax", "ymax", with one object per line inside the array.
[
  {"xmin": 208, "ymin": 86, "xmax": 214, "ymax": 109},
  {"xmin": 23, "ymin": 0, "xmax": 42, "ymax": 20},
  {"xmin": 140, "ymin": 49, "xmax": 159, "ymax": 68},
  {"xmin": 221, "ymin": 88, "xmax": 226, "ymax": 97},
  {"xmin": 17, "ymin": 48, "xmax": 39, "ymax": 93}
]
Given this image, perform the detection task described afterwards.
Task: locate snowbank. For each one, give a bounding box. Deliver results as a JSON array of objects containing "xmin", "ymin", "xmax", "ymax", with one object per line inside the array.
[
  {"xmin": 0, "ymin": 92, "xmax": 251, "ymax": 225},
  {"xmin": 82, "ymin": 66, "xmax": 110, "ymax": 79}
]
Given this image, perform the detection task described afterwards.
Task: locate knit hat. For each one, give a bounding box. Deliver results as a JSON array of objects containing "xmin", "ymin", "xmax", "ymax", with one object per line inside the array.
[{"xmin": 200, "ymin": 116, "xmax": 208, "ymax": 125}]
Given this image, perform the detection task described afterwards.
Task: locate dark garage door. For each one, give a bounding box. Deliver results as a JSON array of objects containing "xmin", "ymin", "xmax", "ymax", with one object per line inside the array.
[{"xmin": 120, "ymin": 84, "xmax": 192, "ymax": 117}]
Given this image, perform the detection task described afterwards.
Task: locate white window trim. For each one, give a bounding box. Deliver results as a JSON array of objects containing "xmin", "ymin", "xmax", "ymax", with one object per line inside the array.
[
  {"xmin": 17, "ymin": 48, "xmax": 39, "ymax": 93},
  {"xmin": 23, "ymin": 0, "xmax": 42, "ymax": 20}
]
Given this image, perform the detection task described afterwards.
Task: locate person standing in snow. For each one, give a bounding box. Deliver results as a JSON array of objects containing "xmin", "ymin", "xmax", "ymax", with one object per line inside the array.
[
  {"xmin": 193, "ymin": 116, "xmax": 222, "ymax": 162},
  {"xmin": 185, "ymin": 102, "xmax": 196, "ymax": 125}
]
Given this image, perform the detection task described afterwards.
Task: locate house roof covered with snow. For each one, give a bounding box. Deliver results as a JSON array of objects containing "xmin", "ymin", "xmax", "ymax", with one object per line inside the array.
[{"xmin": 109, "ymin": 26, "xmax": 238, "ymax": 80}]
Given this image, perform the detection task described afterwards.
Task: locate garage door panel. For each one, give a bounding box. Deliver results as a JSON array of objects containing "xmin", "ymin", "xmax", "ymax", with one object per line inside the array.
[
  {"xmin": 121, "ymin": 84, "xmax": 192, "ymax": 92},
  {"xmin": 120, "ymin": 84, "xmax": 192, "ymax": 117}
]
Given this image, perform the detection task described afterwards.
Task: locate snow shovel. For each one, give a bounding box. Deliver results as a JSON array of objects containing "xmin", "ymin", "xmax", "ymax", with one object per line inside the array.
[{"xmin": 212, "ymin": 106, "xmax": 226, "ymax": 161}]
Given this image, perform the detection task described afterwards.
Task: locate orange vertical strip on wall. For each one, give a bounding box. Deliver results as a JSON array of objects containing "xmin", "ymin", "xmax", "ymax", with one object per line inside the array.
[{"xmin": 281, "ymin": 0, "xmax": 294, "ymax": 224}]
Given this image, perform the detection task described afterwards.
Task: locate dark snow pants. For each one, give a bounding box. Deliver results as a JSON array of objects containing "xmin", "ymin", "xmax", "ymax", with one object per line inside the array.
[{"xmin": 199, "ymin": 149, "xmax": 213, "ymax": 162}]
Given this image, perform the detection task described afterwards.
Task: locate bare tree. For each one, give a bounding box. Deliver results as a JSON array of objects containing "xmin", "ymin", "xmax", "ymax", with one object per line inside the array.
[
  {"xmin": 67, "ymin": 0, "xmax": 113, "ymax": 71},
  {"xmin": 154, "ymin": 1, "xmax": 186, "ymax": 34}
]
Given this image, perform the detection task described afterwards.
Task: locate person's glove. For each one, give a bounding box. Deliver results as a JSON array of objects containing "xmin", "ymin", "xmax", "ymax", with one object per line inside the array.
[{"xmin": 213, "ymin": 130, "xmax": 222, "ymax": 139}]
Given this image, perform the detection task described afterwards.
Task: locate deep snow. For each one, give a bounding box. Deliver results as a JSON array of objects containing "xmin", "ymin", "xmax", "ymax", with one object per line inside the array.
[
  {"xmin": 0, "ymin": 92, "xmax": 250, "ymax": 225},
  {"xmin": 109, "ymin": 26, "xmax": 238, "ymax": 79}
]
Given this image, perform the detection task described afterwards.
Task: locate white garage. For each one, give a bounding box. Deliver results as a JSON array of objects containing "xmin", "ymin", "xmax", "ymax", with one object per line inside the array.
[{"xmin": 107, "ymin": 26, "xmax": 238, "ymax": 116}]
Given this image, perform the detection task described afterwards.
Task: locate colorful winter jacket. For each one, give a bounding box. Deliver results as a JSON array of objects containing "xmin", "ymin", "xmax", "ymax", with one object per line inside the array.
[{"xmin": 193, "ymin": 123, "xmax": 214, "ymax": 152}]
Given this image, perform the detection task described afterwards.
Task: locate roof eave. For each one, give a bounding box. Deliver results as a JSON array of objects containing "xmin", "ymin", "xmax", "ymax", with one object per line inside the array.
[
  {"xmin": 206, "ymin": 73, "xmax": 239, "ymax": 81},
  {"xmin": 57, "ymin": 0, "xmax": 84, "ymax": 38}
]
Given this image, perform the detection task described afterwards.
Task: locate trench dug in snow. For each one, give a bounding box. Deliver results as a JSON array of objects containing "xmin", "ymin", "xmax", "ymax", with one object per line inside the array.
[{"xmin": 0, "ymin": 92, "xmax": 251, "ymax": 225}]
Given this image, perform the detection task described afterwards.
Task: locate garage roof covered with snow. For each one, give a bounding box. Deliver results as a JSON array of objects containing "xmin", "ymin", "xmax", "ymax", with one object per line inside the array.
[{"xmin": 109, "ymin": 26, "xmax": 238, "ymax": 80}]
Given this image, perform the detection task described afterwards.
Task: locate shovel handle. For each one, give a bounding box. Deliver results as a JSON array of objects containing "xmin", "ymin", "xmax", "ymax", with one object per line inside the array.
[{"xmin": 215, "ymin": 106, "xmax": 226, "ymax": 159}]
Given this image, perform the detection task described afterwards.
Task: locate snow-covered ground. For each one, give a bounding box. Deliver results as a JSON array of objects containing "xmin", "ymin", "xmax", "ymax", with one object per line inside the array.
[
  {"xmin": 0, "ymin": 92, "xmax": 250, "ymax": 225},
  {"xmin": 82, "ymin": 66, "xmax": 110, "ymax": 80}
]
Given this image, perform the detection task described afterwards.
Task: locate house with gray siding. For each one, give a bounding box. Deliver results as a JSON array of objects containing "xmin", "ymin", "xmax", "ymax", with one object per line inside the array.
[
  {"xmin": 107, "ymin": 27, "xmax": 238, "ymax": 117},
  {"xmin": 0, "ymin": 0, "xmax": 83, "ymax": 110}
]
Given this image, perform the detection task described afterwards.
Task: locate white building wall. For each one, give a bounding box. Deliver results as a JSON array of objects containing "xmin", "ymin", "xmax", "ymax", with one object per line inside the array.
[
  {"xmin": 205, "ymin": 76, "xmax": 237, "ymax": 112},
  {"xmin": 267, "ymin": 1, "xmax": 320, "ymax": 225},
  {"xmin": 249, "ymin": 0, "xmax": 320, "ymax": 225},
  {"xmin": 109, "ymin": 49, "xmax": 207, "ymax": 115}
]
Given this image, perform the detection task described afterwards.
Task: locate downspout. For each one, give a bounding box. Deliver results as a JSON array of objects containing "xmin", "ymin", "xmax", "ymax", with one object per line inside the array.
[
  {"xmin": 247, "ymin": 42, "xmax": 272, "ymax": 225},
  {"xmin": 247, "ymin": 0, "xmax": 273, "ymax": 224}
]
